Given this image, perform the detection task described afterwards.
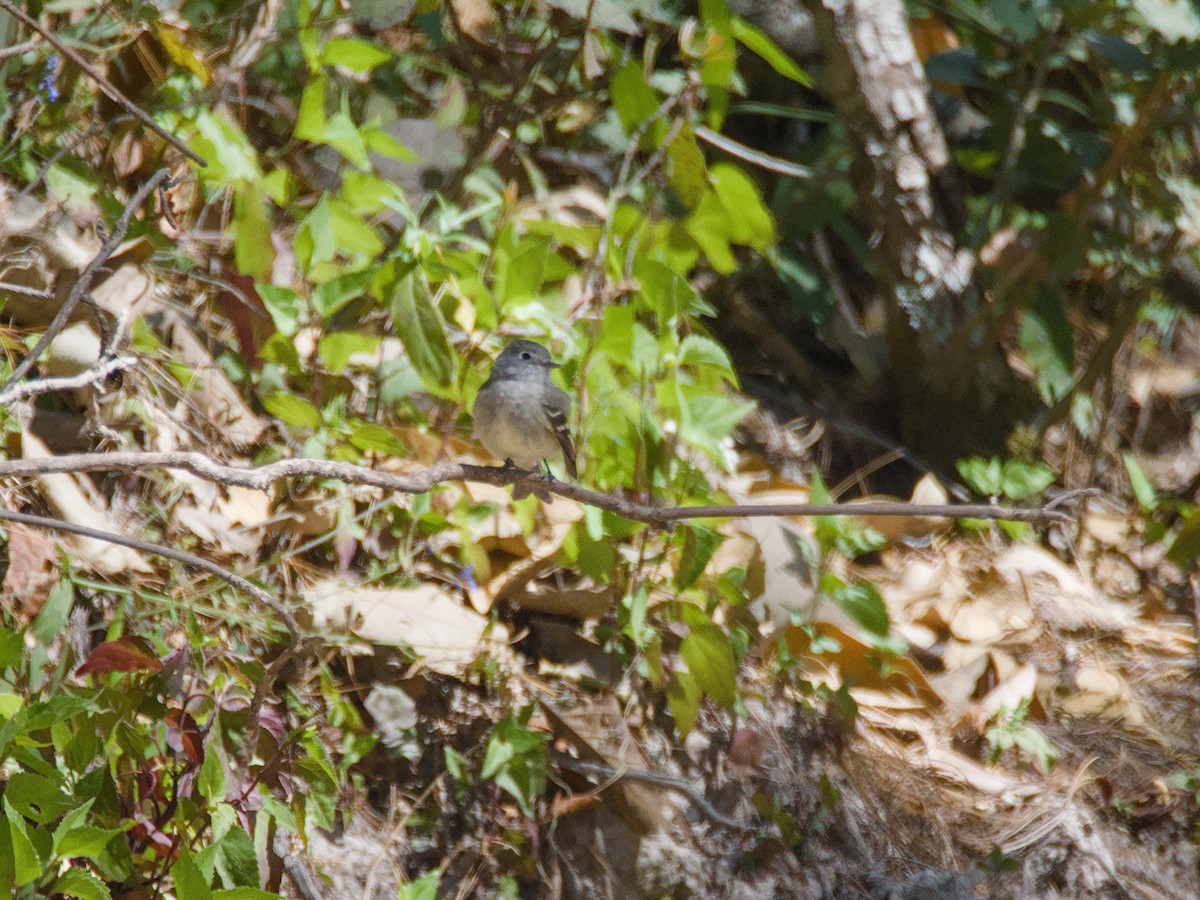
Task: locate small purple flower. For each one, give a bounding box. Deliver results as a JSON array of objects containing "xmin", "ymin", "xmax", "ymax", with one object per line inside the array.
[{"xmin": 41, "ymin": 54, "xmax": 60, "ymax": 103}]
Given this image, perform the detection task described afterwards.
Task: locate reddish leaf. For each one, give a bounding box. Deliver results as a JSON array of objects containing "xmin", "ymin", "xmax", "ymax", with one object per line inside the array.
[
  {"xmin": 165, "ymin": 708, "xmax": 204, "ymax": 765},
  {"xmin": 76, "ymin": 636, "xmax": 165, "ymax": 675}
]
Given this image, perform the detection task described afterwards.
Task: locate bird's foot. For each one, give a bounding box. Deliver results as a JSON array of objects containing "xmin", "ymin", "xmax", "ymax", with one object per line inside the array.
[{"xmin": 513, "ymin": 466, "xmax": 554, "ymax": 502}]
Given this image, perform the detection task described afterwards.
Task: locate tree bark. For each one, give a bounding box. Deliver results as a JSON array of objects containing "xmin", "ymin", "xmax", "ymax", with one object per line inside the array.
[{"xmin": 803, "ymin": 0, "xmax": 975, "ymax": 351}]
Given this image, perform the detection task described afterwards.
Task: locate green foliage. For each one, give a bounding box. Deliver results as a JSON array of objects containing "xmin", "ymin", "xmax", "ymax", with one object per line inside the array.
[
  {"xmin": 479, "ymin": 705, "xmax": 550, "ymax": 817},
  {"xmin": 957, "ymin": 456, "xmax": 1056, "ymax": 502},
  {"xmin": 810, "ymin": 469, "xmax": 887, "ymax": 558},
  {"xmin": 0, "ymin": 602, "xmax": 343, "ymax": 897},
  {"xmin": 986, "ymin": 698, "xmax": 1058, "ymax": 773}
]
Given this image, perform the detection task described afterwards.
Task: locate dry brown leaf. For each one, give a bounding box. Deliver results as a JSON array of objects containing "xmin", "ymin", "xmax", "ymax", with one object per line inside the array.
[
  {"xmin": 541, "ymin": 695, "xmax": 668, "ymax": 834},
  {"xmin": 22, "ymin": 428, "xmax": 151, "ymax": 575},
  {"xmin": 852, "ymin": 473, "xmax": 953, "ymax": 540},
  {"xmin": 2, "ymin": 528, "xmax": 58, "ymax": 622},
  {"xmin": 279, "ymin": 492, "xmax": 338, "ymax": 537},
  {"xmin": 450, "ymin": 0, "xmax": 497, "ymax": 41},
  {"xmin": 304, "ymin": 578, "xmax": 510, "ymax": 676},
  {"xmin": 724, "ymin": 506, "xmax": 816, "ymax": 627},
  {"xmin": 91, "ymin": 261, "xmax": 155, "ymax": 318},
  {"xmin": 772, "ymin": 621, "xmax": 942, "ymax": 708},
  {"xmin": 1058, "ymin": 661, "xmax": 1149, "ymax": 729},
  {"xmin": 45, "ymin": 322, "xmax": 101, "ymax": 378},
  {"xmin": 993, "ymin": 545, "xmax": 1137, "ymax": 634},
  {"xmin": 163, "ymin": 311, "xmax": 268, "ymax": 448},
  {"xmin": 216, "ymin": 485, "xmax": 273, "ymax": 528},
  {"xmin": 947, "ymin": 589, "xmax": 1038, "ymax": 644}
]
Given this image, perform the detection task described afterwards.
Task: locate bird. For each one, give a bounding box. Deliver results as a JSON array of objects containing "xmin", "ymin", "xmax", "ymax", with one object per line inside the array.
[{"xmin": 472, "ymin": 339, "xmax": 577, "ymax": 501}]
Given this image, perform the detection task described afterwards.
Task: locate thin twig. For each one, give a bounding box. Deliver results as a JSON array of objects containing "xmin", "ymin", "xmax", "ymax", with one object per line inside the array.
[
  {"xmin": 966, "ymin": 14, "xmax": 1059, "ymax": 252},
  {"xmin": 694, "ymin": 125, "xmax": 813, "ymax": 179},
  {"xmin": 0, "ymin": 355, "xmax": 135, "ymax": 405},
  {"xmin": 0, "ymin": 0, "xmax": 205, "ymax": 166},
  {"xmin": 0, "ymin": 450, "xmax": 1072, "ymax": 526},
  {"xmin": 550, "ymin": 750, "xmax": 754, "ymax": 832},
  {"xmin": 0, "ymin": 281, "xmax": 53, "ymax": 299},
  {"xmin": 2, "ymin": 168, "xmax": 173, "ymax": 392},
  {"xmin": 0, "ymin": 37, "xmax": 38, "ymax": 62},
  {"xmin": 0, "ymin": 507, "xmax": 299, "ymax": 638}
]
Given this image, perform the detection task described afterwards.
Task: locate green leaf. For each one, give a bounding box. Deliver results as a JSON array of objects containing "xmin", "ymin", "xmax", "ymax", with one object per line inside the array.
[
  {"xmin": 0, "ymin": 626, "xmax": 27, "ymax": 670},
  {"xmin": 678, "ymin": 334, "xmax": 734, "ymax": 376},
  {"xmin": 386, "ymin": 270, "xmax": 455, "ymax": 395},
  {"xmin": 319, "ymin": 332, "xmax": 380, "ymax": 373},
  {"xmin": 55, "ymin": 825, "xmax": 124, "ymax": 859},
  {"xmin": 999, "ymin": 460, "xmax": 1055, "ymax": 501},
  {"xmin": 731, "ymin": 17, "xmax": 813, "ymax": 86},
  {"xmin": 172, "ymin": 852, "xmax": 212, "ymax": 900},
  {"xmin": 361, "ymin": 126, "xmax": 420, "ymax": 163},
  {"xmin": 610, "ymin": 62, "xmax": 666, "ymax": 145},
  {"xmin": 4, "ymin": 772, "xmax": 74, "ymax": 824},
  {"xmin": 1123, "ymin": 453, "xmax": 1157, "ymax": 512},
  {"xmin": 212, "ymin": 890, "xmax": 283, "ymax": 900},
  {"xmin": 1167, "ymin": 509, "xmax": 1200, "ymax": 569},
  {"xmin": 1019, "ymin": 288, "xmax": 1074, "ymax": 405},
  {"xmin": 957, "ymin": 456, "xmax": 1004, "ymax": 496},
  {"xmin": 665, "ymin": 670, "xmax": 703, "ymax": 736},
  {"xmin": 398, "ymin": 871, "xmax": 441, "ymax": 900},
  {"xmin": 675, "ymin": 526, "xmax": 722, "ymax": 590},
  {"xmin": 261, "ymin": 393, "xmax": 321, "ymax": 430},
  {"xmin": 666, "ymin": 129, "xmax": 708, "ymax": 209},
  {"xmin": 824, "ymin": 576, "xmax": 890, "ymax": 637},
  {"xmin": 680, "ymin": 623, "xmax": 738, "ymax": 710},
  {"xmin": 321, "ymin": 37, "xmax": 392, "ymax": 72},
  {"xmin": 32, "ymin": 578, "xmax": 73, "ymax": 647},
  {"xmin": 347, "ymin": 421, "xmax": 407, "ymax": 455},
  {"xmin": 198, "ymin": 741, "xmax": 226, "ymax": 803},
  {"xmin": 673, "ymin": 382, "xmax": 754, "ymax": 465},
  {"xmin": 257, "ymin": 285, "xmax": 305, "ymax": 337},
  {"xmin": 212, "ymin": 827, "xmax": 258, "ymax": 889},
  {"xmin": 4, "ymin": 799, "xmax": 41, "ymax": 886},
  {"xmin": 480, "ymin": 709, "xmax": 548, "ymax": 817},
  {"xmin": 312, "ymin": 271, "xmax": 373, "ymax": 318},
  {"xmin": 191, "ymin": 110, "xmax": 262, "ymax": 186},
  {"xmin": 294, "ymin": 76, "xmax": 327, "ymax": 143},
  {"xmin": 233, "ymin": 184, "xmax": 274, "ymax": 281},
  {"xmin": 52, "ymin": 868, "xmax": 112, "ymax": 900},
  {"xmin": 321, "ymin": 104, "xmax": 370, "ymax": 169},
  {"xmin": 711, "ymin": 163, "xmax": 775, "ymax": 248},
  {"xmin": 0, "ymin": 693, "xmax": 22, "ymax": 719}
]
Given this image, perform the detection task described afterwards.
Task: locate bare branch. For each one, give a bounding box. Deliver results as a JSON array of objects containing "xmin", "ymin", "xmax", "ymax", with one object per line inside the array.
[
  {"xmin": 2, "ymin": 168, "xmax": 173, "ymax": 391},
  {"xmin": 694, "ymin": 125, "xmax": 813, "ymax": 179},
  {"xmin": 0, "ymin": 451, "xmax": 1071, "ymax": 526},
  {"xmin": 0, "ymin": 0, "xmax": 206, "ymax": 166},
  {"xmin": 0, "ymin": 507, "xmax": 298, "ymax": 638},
  {"xmin": 0, "ymin": 355, "xmax": 135, "ymax": 406}
]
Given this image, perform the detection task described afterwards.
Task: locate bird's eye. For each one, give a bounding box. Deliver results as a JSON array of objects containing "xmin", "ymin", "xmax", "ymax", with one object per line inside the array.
[{"xmin": 521, "ymin": 352, "xmax": 532, "ymax": 360}]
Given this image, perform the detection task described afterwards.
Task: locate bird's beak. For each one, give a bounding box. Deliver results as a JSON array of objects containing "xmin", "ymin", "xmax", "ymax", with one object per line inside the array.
[{"xmin": 546, "ymin": 361, "xmax": 561, "ymax": 369}]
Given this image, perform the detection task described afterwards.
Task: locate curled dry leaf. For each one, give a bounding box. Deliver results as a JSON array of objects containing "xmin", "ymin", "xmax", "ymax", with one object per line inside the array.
[{"xmin": 304, "ymin": 578, "xmax": 510, "ymax": 677}]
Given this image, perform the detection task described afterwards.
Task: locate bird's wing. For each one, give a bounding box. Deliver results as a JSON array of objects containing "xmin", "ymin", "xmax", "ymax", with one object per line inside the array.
[{"xmin": 541, "ymin": 390, "xmax": 577, "ymax": 479}]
